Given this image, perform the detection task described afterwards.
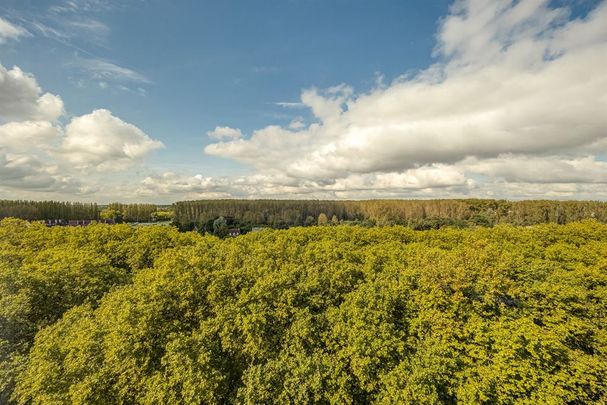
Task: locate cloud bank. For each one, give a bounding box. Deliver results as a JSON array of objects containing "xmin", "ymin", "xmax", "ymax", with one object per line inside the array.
[
  {"xmin": 186, "ymin": 0, "xmax": 607, "ymax": 200},
  {"xmin": 0, "ymin": 62, "xmax": 163, "ymax": 197},
  {"xmin": 2, "ymin": 0, "xmax": 607, "ymax": 202}
]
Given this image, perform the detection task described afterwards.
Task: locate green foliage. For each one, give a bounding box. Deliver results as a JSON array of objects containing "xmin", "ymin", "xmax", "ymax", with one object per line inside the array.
[
  {"xmin": 172, "ymin": 198, "xmax": 607, "ymax": 230},
  {"xmin": 0, "ymin": 219, "xmax": 199, "ymax": 403},
  {"xmin": 317, "ymin": 213, "xmax": 328, "ymax": 226},
  {"xmin": 0, "ymin": 200, "xmax": 171, "ymax": 224},
  {"xmin": 151, "ymin": 209, "xmax": 174, "ymax": 222},
  {"xmin": 0, "ymin": 200, "xmax": 98, "ymax": 221},
  {"xmin": 213, "ymin": 216, "xmax": 228, "ymax": 238},
  {"xmin": 106, "ymin": 203, "xmax": 160, "ymax": 223},
  {"xmin": 100, "ymin": 208, "xmax": 123, "ymax": 223},
  {"xmin": 2, "ymin": 219, "xmax": 607, "ymax": 403}
]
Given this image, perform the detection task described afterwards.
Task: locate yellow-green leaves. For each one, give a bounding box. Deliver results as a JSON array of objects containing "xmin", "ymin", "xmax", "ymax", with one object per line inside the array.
[{"xmin": 3, "ymin": 219, "xmax": 607, "ymax": 403}]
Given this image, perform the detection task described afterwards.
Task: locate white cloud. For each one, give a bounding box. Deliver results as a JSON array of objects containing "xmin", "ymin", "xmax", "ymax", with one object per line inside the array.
[
  {"xmin": 61, "ymin": 109, "xmax": 164, "ymax": 170},
  {"xmin": 0, "ymin": 121, "xmax": 61, "ymax": 151},
  {"xmin": 0, "ymin": 61, "xmax": 163, "ymax": 199},
  {"xmin": 49, "ymin": 0, "xmax": 118, "ymax": 14},
  {"xmin": 272, "ymin": 102, "xmax": 306, "ymax": 108},
  {"xmin": 288, "ymin": 118, "xmax": 306, "ymax": 130},
  {"xmin": 137, "ymin": 172, "xmax": 234, "ymax": 198},
  {"xmin": 3, "ymin": 0, "xmax": 607, "ymax": 202},
  {"xmin": 26, "ymin": 13, "xmax": 110, "ymax": 47},
  {"xmin": 0, "ymin": 17, "xmax": 29, "ymax": 43},
  {"xmin": 207, "ymin": 126, "xmax": 243, "ymax": 140},
  {"xmin": 71, "ymin": 57, "xmax": 150, "ymax": 84},
  {"xmin": 463, "ymin": 155, "xmax": 607, "ymax": 184},
  {"xmin": 66, "ymin": 18, "xmax": 110, "ymax": 38},
  {"xmin": 0, "ymin": 64, "xmax": 64, "ymax": 122},
  {"xmin": 135, "ymin": 164, "xmax": 471, "ymax": 200},
  {"xmin": 374, "ymin": 165, "xmax": 469, "ymax": 190},
  {"xmin": 0, "ymin": 150, "xmax": 84, "ymax": 192},
  {"xmin": 203, "ymin": 0, "xmax": 607, "ymax": 199}
]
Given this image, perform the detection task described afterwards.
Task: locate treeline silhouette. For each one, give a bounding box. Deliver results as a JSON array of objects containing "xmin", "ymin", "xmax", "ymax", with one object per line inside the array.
[
  {"xmin": 4, "ymin": 199, "xmax": 607, "ymax": 230},
  {"xmin": 173, "ymin": 199, "xmax": 607, "ymax": 230},
  {"xmin": 0, "ymin": 200, "xmax": 166, "ymax": 222},
  {"xmin": 0, "ymin": 200, "xmax": 99, "ymax": 221}
]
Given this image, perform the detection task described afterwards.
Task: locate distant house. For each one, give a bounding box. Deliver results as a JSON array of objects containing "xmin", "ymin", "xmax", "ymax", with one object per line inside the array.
[
  {"xmin": 251, "ymin": 227, "xmax": 265, "ymax": 233},
  {"xmin": 68, "ymin": 220, "xmax": 92, "ymax": 226},
  {"xmin": 44, "ymin": 219, "xmax": 67, "ymax": 227},
  {"xmin": 228, "ymin": 228, "xmax": 241, "ymax": 237},
  {"xmin": 44, "ymin": 219, "xmax": 113, "ymax": 227}
]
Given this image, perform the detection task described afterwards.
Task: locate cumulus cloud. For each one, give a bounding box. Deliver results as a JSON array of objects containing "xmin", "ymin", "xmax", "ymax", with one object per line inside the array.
[
  {"xmin": 135, "ymin": 164, "xmax": 472, "ymax": 200},
  {"xmin": 207, "ymin": 126, "xmax": 243, "ymax": 140},
  {"xmin": 4, "ymin": 0, "xmax": 607, "ymax": 201},
  {"xmin": 463, "ymin": 155, "xmax": 607, "ymax": 184},
  {"xmin": 0, "ymin": 17, "xmax": 29, "ymax": 43},
  {"xmin": 137, "ymin": 173, "xmax": 235, "ymax": 199},
  {"xmin": 0, "ymin": 150, "xmax": 84, "ymax": 192},
  {"xmin": 0, "ymin": 61, "xmax": 163, "ymax": 198},
  {"xmin": 0, "ymin": 121, "xmax": 61, "ymax": 151},
  {"xmin": 204, "ymin": 0, "xmax": 607, "ymax": 199},
  {"xmin": 60, "ymin": 109, "xmax": 164, "ymax": 170},
  {"xmin": 0, "ymin": 64, "xmax": 64, "ymax": 122}
]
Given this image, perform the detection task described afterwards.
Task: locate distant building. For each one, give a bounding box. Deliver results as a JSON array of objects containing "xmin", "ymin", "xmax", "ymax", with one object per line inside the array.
[
  {"xmin": 68, "ymin": 220, "xmax": 92, "ymax": 226},
  {"xmin": 44, "ymin": 219, "xmax": 67, "ymax": 227},
  {"xmin": 228, "ymin": 228, "xmax": 241, "ymax": 237},
  {"xmin": 251, "ymin": 227, "xmax": 265, "ymax": 232},
  {"xmin": 43, "ymin": 219, "xmax": 115, "ymax": 227}
]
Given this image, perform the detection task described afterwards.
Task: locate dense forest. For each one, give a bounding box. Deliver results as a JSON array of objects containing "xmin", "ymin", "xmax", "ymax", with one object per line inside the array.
[
  {"xmin": 173, "ymin": 199, "xmax": 607, "ymax": 231},
  {"xmin": 1, "ymin": 218, "xmax": 605, "ymax": 403}
]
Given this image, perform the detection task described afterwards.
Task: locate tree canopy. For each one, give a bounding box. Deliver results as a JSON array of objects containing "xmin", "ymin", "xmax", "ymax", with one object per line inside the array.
[{"xmin": 1, "ymin": 218, "xmax": 606, "ymax": 403}]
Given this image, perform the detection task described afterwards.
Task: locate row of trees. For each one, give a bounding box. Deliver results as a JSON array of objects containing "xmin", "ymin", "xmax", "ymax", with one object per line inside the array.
[
  {"xmin": 2, "ymin": 219, "xmax": 606, "ymax": 403},
  {"xmin": 103, "ymin": 203, "xmax": 172, "ymax": 223},
  {"xmin": 173, "ymin": 200, "xmax": 350, "ymax": 231},
  {"xmin": 4, "ymin": 198, "xmax": 607, "ymax": 230},
  {"xmin": 0, "ymin": 200, "xmax": 99, "ymax": 221},
  {"xmin": 173, "ymin": 199, "xmax": 607, "ymax": 230},
  {"xmin": 0, "ymin": 200, "xmax": 173, "ymax": 223}
]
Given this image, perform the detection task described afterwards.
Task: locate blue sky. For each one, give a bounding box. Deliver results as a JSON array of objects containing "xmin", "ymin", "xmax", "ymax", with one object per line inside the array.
[
  {"xmin": 0, "ymin": 0, "xmax": 606, "ymax": 202},
  {"xmin": 1, "ymin": 0, "xmax": 447, "ymax": 175}
]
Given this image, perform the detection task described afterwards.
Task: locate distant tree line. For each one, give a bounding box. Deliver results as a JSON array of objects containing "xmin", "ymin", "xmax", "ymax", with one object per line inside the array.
[
  {"xmin": 172, "ymin": 199, "xmax": 607, "ymax": 231},
  {"xmin": 0, "ymin": 200, "xmax": 98, "ymax": 221},
  {"xmin": 174, "ymin": 200, "xmax": 351, "ymax": 232},
  {"xmin": 0, "ymin": 200, "xmax": 174, "ymax": 223},
  {"xmin": 101, "ymin": 203, "xmax": 170, "ymax": 223},
  {"xmin": 3, "ymin": 199, "xmax": 607, "ymax": 230}
]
